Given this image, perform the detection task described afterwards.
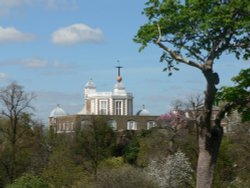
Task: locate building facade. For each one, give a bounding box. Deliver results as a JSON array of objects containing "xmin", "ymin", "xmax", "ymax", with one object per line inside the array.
[
  {"xmin": 49, "ymin": 114, "xmax": 158, "ymax": 133},
  {"xmin": 78, "ymin": 78, "xmax": 133, "ymax": 116},
  {"xmin": 48, "ymin": 67, "xmax": 158, "ymax": 133}
]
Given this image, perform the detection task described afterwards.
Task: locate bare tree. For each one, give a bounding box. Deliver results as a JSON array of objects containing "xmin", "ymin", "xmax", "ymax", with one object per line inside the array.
[{"xmin": 0, "ymin": 82, "xmax": 35, "ymax": 182}]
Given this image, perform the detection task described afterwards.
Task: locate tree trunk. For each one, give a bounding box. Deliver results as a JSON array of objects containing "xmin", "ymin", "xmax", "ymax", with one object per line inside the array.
[
  {"xmin": 196, "ymin": 69, "xmax": 223, "ymax": 188},
  {"xmin": 196, "ymin": 126, "xmax": 223, "ymax": 188}
]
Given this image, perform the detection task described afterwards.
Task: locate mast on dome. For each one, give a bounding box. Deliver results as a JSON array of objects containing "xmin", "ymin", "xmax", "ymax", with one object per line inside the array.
[{"xmin": 116, "ymin": 60, "xmax": 123, "ymax": 83}]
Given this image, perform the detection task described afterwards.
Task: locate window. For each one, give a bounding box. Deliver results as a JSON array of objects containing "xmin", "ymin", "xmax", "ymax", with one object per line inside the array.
[
  {"xmin": 66, "ymin": 123, "xmax": 69, "ymax": 131},
  {"xmin": 70, "ymin": 122, "xmax": 74, "ymax": 131},
  {"xmin": 81, "ymin": 120, "xmax": 92, "ymax": 130},
  {"xmin": 115, "ymin": 101, "xmax": 122, "ymax": 115},
  {"xmin": 147, "ymin": 121, "xmax": 157, "ymax": 129},
  {"xmin": 58, "ymin": 123, "xmax": 62, "ymax": 131},
  {"xmin": 127, "ymin": 121, "xmax": 137, "ymax": 130},
  {"xmin": 100, "ymin": 100, "xmax": 107, "ymax": 115},
  {"xmin": 63, "ymin": 123, "xmax": 66, "ymax": 131},
  {"xmin": 108, "ymin": 120, "xmax": 117, "ymax": 130}
]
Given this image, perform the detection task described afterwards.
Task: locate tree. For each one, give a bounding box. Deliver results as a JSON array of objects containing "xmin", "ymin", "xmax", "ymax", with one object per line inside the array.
[
  {"xmin": 134, "ymin": 1, "xmax": 250, "ymax": 187},
  {"xmin": 0, "ymin": 82, "xmax": 35, "ymax": 183},
  {"xmin": 74, "ymin": 116, "xmax": 116, "ymax": 178},
  {"xmin": 146, "ymin": 150, "xmax": 195, "ymax": 188},
  {"xmin": 27, "ymin": 122, "xmax": 51, "ymax": 174},
  {"xmin": 42, "ymin": 144, "xmax": 87, "ymax": 188},
  {"xmin": 123, "ymin": 134, "xmax": 140, "ymax": 164}
]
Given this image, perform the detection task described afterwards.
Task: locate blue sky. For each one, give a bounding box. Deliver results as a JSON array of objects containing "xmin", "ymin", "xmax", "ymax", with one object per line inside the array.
[{"xmin": 0, "ymin": 0, "xmax": 249, "ymax": 123}]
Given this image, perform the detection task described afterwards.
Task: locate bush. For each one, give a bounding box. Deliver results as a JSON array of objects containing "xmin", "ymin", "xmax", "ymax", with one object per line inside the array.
[
  {"xmin": 7, "ymin": 173, "xmax": 48, "ymax": 188},
  {"xmin": 145, "ymin": 150, "xmax": 195, "ymax": 188},
  {"xmin": 94, "ymin": 165, "xmax": 158, "ymax": 188}
]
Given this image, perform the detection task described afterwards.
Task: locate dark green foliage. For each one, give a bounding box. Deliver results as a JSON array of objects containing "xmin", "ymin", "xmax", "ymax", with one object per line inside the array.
[
  {"xmin": 213, "ymin": 138, "xmax": 235, "ymax": 188},
  {"xmin": 6, "ymin": 173, "xmax": 48, "ymax": 188},
  {"xmin": 74, "ymin": 116, "xmax": 116, "ymax": 176},
  {"xmin": 135, "ymin": 0, "xmax": 250, "ymax": 73},
  {"xmin": 217, "ymin": 68, "xmax": 250, "ymax": 122},
  {"xmin": 42, "ymin": 144, "xmax": 86, "ymax": 188},
  {"xmin": 140, "ymin": 128, "xmax": 153, "ymax": 138},
  {"xmin": 94, "ymin": 165, "xmax": 158, "ymax": 188},
  {"xmin": 124, "ymin": 136, "xmax": 140, "ymax": 164}
]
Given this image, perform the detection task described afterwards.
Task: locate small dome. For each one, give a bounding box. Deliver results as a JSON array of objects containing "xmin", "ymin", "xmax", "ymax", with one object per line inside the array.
[
  {"xmin": 85, "ymin": 79, "xmax": 96, "ymax": 89},
  {"xmin": 136, "ymin": 105, "xmax": 151, "ymax": 116},
  {"xmin": 50, "ymin": 105, "xmax": 66, "ymax": 117}
]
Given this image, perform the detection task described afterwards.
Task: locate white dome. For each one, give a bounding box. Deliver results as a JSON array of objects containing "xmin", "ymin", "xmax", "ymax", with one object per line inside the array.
[
  {"xmin": 136, "ymin": 105, "xmax": 151, "ymax": 116},
  {"xmin": 50, "ymin": 105, "xmax": 66, "ymax": 117},
  {"xmin": 85, "ymin": 79, "xmax": 96, "ymax": 89}
]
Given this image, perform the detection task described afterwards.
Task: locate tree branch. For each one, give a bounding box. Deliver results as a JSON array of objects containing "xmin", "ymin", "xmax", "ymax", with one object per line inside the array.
[
  {"xmin": 155, "ymin": 24, "xmax": 203, "ymax": 70},
  {"xmin": 155, "ymin": 41, "xmax": 203, "ymax": 70},
  {"xmin": 215, "ymin": 96, "xmax": 250, "ymax": 127}
]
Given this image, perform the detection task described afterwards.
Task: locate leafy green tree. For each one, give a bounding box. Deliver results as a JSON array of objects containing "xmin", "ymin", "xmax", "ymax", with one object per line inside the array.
[
  {"xmin": 0, "ymin": 114, "xmax": 38, "ymax": 186},
  {"xmin": 124, "ymin": 135, "xmax": 140, "ymax": 164},
  {"xmin": 6, "ymin": 173, "xmax": 48, "ymax": 188},
  {"xmin": 217, "ymin": 68, "xmax": 250, "ymax": 122},
  {"xmin": 0, "ymin": 82, "xmax": 35, "ymax": 183},
  {"xmin": 74, "ymin": 116, "xmax": 116, "ymax": 178},
  {"xmin": 42, "ymin": 144, "xmax": 86, "ymax": 188},
  {"xmin": 134, "ymin": 1, "xmax": 250, "ymax": 187},
  {"xmin": 27, "ymin": 123, "xmax": 51, "ymax": 174},
  {"xmin": 136, "ymin": 128, "xmax": 177, "ymax": 167}
]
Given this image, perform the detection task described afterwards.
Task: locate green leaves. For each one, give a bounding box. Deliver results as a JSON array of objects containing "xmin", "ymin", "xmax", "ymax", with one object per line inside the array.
[
  {"xmin": 7, "ymin": 173, "xmax": 48, "ymax": 188},
  {"xmin": 135, "ymin": 0, "xmax": 250, "ymax": 74},
  {"xmin": 217, "ymin": 68, "xmax": 250, "ymax": 121}
]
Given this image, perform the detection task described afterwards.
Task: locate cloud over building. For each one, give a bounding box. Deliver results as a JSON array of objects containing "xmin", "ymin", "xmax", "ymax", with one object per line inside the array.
[{"xmin": 52, "ymin": 24, "xmax": 104, "ymax": 45}]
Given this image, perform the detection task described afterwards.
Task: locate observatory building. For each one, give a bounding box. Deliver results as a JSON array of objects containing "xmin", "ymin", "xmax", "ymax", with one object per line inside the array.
[
  {"xmin": 49, "ymin": 67, "xmax": 158, "ymax": 133},
  {"xmin": 78, "ymin": 67, "xmax": 133, "ymax": 116}
]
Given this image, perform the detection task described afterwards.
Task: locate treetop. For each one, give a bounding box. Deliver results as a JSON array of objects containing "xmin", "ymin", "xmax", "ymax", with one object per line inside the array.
[{"xmin": 134, "ymin": 0, "xmax": 250, "ymax": 73}]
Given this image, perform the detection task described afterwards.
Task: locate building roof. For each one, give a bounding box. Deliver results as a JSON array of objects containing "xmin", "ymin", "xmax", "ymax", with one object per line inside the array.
[
  {"xmin": 85, "ymin": 79, "xmax": 96, "ymax": 89},
  {"xmin": 136, "ymin": 105, "xmax": 151, "ymax": 116},
  {"xmin": 50, "ymin": 105, "xmax": 66, "ymax": 117}
]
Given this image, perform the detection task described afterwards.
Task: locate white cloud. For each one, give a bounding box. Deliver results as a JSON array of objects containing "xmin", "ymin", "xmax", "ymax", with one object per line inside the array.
[
  {"xmin": 0, "ymin": 0, "xmax": 77, "ymax": 16},
  {"xmin": 52, "ymin": 24, "xmax": 104, "ymax": 45},
  {"xmin": 0, "ymin": 26, "xmax": 35, "ymax": 43},
  {"xmin": 20, "ymin": 58, "xmax": 48, "ymax": 68},
  {"xmin": 0, "ymin": 72, "xmax": 7, "ymax": 81},
  {"xmin": 1, "ymin": 58, "xmax": 73, "ymax": 72}
]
